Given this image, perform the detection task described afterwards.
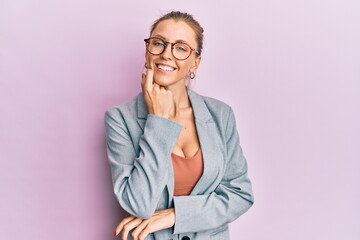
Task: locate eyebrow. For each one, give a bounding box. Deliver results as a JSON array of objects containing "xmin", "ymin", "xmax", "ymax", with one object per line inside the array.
[{"xmin": 153, "ymin": 34, "xmax": 190, "ymax": 45}]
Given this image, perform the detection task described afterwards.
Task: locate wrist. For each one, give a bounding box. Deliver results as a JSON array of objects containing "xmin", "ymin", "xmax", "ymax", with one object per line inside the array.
[{"xmin": 154, "ymin": 112, "xmax": 170, "ymax": 119}]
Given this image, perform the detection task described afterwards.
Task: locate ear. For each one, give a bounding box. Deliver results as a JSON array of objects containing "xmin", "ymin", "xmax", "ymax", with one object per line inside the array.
[{"xmin": 190, "ymin": 56, "xmax": 201, "ymax": 72}]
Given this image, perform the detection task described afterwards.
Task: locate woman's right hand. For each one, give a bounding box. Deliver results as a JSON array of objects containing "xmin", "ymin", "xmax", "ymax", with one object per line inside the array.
[{"xmin": 141, "ymin": 63, "xmax": 175, "ymax": 119}]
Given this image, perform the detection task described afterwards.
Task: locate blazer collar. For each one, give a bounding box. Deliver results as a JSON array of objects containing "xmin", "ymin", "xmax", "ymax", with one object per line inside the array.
[{"xmin": 136, "ymin": 86, "xmax": 212, "ymax": 123}]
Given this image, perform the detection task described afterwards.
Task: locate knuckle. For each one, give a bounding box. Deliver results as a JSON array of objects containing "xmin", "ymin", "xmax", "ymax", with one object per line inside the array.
[
  {"xmin": 131, "ymin": 231, "xmax": 137, "ymax": 239},
  {"xmin": 122, "ymin": 232, "xmax": 127, "ymax": 240},
  {"xmin": 123, "ymin": 225, "xmax": 130, "ymax": 232},
  {"xmin": 139, "ymin": 229, "xmax": 149, "ymax": 240},
  {"xmin": 146, "ymin": 224, "xmax": 153, "ymax": 231},
  {"xmin": 139, "ymin": 233, "xmax": 146, "ymax": 240}
]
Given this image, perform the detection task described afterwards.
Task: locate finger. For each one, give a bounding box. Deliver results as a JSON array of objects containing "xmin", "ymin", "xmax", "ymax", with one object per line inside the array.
[
  {"xmin": 148, "ymin": 61, "xmax": 155, "ymax": 70},
  {"xmin": 131, "ymin": 219, "xmax": 150, "ymax": 240},
  {"xmin": 114, "ymin": 216, "xmax": 135, "ymax": 237},
  {"xmin": 144, "ymin": 70, "xmax": 154, "ymax": 90},
  {"xmin": 138, "ymin": 225, "xmax": 153, "ymax": 240},
  {"xmin": 122, "ymin": 218, "xmax": 143, "ymax": 240},
  {"xmin": 144, "ymin": 62, "xmax": 154, "ymax": 90},
  {"xmin": 141, "ymin": 73, "xmax": 146, "ymax": 88}
]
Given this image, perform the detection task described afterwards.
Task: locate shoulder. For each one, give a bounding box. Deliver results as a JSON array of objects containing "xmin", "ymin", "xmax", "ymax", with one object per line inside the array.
[
  {"xmin": 192, "ymin": 89, "xmax": 233, "ymax": 122},
  {"xmin": 202, "ymin": 94, "xmax": 231, "ymax": 112},
  {"xmin": 104, "ymin": 92, "xmax": 142, "ymax": 122}
]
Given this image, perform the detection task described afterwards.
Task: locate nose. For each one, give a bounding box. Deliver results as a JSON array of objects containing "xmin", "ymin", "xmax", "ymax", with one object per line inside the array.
[{"xmin": 161, "ymin": 43, "xmax": 173, "ymax": 59}]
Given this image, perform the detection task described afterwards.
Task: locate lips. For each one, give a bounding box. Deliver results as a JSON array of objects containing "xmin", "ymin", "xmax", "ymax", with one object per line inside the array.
[{"xmin": 156, "ymin": 63, "xmax": 176, "ymax": 72}]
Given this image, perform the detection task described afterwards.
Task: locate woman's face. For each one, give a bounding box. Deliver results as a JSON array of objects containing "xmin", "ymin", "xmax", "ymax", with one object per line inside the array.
[{"xmin": 145, "ymin": 19, "xmax": 201, "ymax": 88}]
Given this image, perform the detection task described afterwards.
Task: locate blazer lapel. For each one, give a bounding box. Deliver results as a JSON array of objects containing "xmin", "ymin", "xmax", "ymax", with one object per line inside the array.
[
  {"xmin": 186, "ymin": 87, "xmax": 220, "ymax": 196},
  {"xmin": 167, "ymin": 87, "xmax": 221, "ymax": 203},
  {"xmin": 135, "ymin": 87, "xmax": 220, "ymax": 207}
]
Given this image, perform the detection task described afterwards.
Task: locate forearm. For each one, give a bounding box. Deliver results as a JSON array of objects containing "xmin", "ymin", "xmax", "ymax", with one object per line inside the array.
[
  {"xmin": 172, "ymin": 107, "xmax": 254, "ymax": 234},
  {"xmin": 105, "ymin": 111, "xmax": 182, "ymax": 219},
  {"xmin": 173, "ymin": 182, "xmax": 253, "ymax": 234}
]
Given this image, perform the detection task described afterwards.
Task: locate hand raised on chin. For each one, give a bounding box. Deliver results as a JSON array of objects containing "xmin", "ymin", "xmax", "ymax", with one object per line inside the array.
[{"xmin": 141, "ymin": 62, "xmax": 175, "ymax": 119}]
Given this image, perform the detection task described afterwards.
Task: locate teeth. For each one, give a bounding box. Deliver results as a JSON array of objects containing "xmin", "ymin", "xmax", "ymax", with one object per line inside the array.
[{"xmin": 157, "ymin": 64, "xmax": 175, "ymax": 71}]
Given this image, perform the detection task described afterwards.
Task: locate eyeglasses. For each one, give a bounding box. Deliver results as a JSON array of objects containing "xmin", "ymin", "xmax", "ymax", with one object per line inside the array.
[{"xmin": 144, "ymin": 37, "xmax": 200, "ymax": 61}]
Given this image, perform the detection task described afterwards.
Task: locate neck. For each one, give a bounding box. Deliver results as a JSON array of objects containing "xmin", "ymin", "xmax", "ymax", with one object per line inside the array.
[{"xmin": 167, "ymin": 83, "xmax": 191, "ymax": 117}]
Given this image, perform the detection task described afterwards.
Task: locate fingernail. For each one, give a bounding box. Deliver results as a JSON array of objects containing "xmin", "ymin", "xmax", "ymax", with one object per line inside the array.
[{"xmin": 113, "ymin": 231, "xmax": 116, "ymax": 236}]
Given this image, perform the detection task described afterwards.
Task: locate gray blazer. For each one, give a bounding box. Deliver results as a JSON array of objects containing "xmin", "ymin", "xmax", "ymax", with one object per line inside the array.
[{"xmin": 104, "ymin": 86, "xmax": 254, "ymax": 240}]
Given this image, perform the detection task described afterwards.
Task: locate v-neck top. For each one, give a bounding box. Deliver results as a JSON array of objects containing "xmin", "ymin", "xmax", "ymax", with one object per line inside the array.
[{"xmin": 171, "ymin": 148, "xmax": 204, "ymax": 196}]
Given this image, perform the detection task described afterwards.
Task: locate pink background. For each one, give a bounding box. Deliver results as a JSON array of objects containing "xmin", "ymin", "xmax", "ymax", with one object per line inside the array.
[{"xmin": 1, "ymin": 1, "xmax": 359, "ymax": 239}]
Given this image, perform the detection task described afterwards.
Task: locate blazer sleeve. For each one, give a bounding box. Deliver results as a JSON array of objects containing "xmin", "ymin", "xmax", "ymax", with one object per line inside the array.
[
  {"xmin": 172, "ymin": 107, "xmax": 254, "ymax": 234},
  {"xmin": 104, "ymin": 108, "xmax": 182, "ymax": 219}
]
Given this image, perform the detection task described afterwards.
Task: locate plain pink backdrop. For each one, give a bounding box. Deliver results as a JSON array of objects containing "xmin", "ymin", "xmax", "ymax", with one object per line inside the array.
[{"xmin": 1, "ymin": 0, "xmax": 359, "ymax": 239}]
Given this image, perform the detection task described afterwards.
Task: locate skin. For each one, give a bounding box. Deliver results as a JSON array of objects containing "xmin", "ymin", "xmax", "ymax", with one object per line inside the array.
[{"xmin": 114, "ymin": 19, "xmax": 202, "ymax": 239}]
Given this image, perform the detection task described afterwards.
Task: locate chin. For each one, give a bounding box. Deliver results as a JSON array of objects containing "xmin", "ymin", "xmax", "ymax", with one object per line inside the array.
[{"xmin": 153, "ymin": 76, "xmax": 173, "ymax": 87}]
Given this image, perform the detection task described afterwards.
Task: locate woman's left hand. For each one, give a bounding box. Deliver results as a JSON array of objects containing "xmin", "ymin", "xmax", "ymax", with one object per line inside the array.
[{"xmin": 114, "ymin": 208, "xmax": 175, "ymax": 240}]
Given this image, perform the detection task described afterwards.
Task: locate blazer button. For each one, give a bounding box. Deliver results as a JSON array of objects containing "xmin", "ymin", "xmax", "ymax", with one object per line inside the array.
[{"xmin": 181, "ymin": 237, "xmax": 190, "ymax": 240}]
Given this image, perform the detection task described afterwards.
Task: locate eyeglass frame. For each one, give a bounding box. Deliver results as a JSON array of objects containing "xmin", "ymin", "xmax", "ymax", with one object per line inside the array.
[{"xmin": 144, "ymin": 37, "xmax": 200, "ymax": 61}]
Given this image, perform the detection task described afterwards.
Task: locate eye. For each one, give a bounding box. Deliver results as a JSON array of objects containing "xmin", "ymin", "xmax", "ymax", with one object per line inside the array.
[
  {"xmin": 175, "ymin": 43, "xmax": 189, "ymax": 52},
  {"xmin": 152, "ymin": 40, "xmax": 165, "ymax": 47},
  {"xmin": 177, "ymin": 46, "xmax": 186, "ymax": 52}
]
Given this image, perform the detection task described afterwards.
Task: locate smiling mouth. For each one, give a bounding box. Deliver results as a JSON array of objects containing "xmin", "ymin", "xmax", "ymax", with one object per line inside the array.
[{"xmin": 156, "ymin": 64, "xmax": 176, "ymax": 72}]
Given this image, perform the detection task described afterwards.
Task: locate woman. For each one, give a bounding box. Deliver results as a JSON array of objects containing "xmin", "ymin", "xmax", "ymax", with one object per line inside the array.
[{"xmin": 104, "ymin": 11, "xmax": 254, "ymax": 240}]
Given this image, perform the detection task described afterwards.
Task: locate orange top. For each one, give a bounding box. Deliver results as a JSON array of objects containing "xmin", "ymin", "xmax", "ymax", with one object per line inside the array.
[{"xmin": 171, "ymin": 148, "xmax": 204, "ymax": 196}]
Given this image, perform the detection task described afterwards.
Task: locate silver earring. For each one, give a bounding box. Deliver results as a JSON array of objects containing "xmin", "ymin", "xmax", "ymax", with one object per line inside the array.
[{"xmin": 189, "ymin": 72, "xmax": 195, "ymax": 79}]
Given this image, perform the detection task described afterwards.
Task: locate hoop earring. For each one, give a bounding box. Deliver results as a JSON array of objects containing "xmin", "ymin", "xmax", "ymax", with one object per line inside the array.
[
  {"xmin": 144, "ymin": 63, "xmax": 149, "ymax": 69},
  {"xmin": 189, "ymin": 72, "xmax": 195, "ymax": 79}
]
